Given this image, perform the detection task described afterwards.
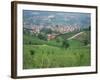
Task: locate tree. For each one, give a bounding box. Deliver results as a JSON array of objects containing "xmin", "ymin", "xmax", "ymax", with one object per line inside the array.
[
  {"xmin": 40, "ymin": 28, "xmax": 52, "ymax": 34},
  {"xmin": 29, "ymin": 41, "xmax": 32, "ymax": 45},
  {"xmin": 83, "ymin": 39, "xmax": 89, "ymax": 46},
  {"xmin": 62, "ymin": 40, "xmax": 69, "ymax": 49},
  {"xmin": 38, "ymin": 33, "xmax": 47, "ymax": 40},
  {"xmin": 30, "ymin": 50, "xmax": 35, "ymax": 55},
  {"xmin": 56, "ymin": 37, "xmax": 63, "ymax": 43},
  {"xmin": 83, "ymin": 26, "xmax": 91, "ymax": 31},
  {"xmin": 88, "ymin": 26, "xmax": 91, "ymax": 31}
]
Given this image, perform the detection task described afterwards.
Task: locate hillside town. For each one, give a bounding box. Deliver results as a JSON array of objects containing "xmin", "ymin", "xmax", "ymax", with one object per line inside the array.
[
  {"xmin": 24, "ymin": 24, "xmax": 81, "ymax": 34},
  {"xmin": 24, "ymin": 24, "xmax": 81, "ymax": 40}
]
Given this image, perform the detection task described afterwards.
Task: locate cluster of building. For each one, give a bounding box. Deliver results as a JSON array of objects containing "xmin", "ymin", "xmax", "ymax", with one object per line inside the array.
[
  {"xmin": 24, "ymin": 24, "xmax": 81, "ymax": 40},
  {"xmin": 52, "ymin": 24, "xmax": 80, "ymax": 34},
  {"xmin": 24, "ymin": 24, "xmax": 80, "ymax": 33}
]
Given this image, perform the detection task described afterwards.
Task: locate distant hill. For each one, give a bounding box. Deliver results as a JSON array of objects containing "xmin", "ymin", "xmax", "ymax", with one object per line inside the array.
[{"xmin": 23, "ymin": 10, "xmax": 91, "ymax": 29}]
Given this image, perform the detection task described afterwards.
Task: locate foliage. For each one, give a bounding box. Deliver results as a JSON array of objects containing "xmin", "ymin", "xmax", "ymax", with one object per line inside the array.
[
  {"xmin": 62, "ymin": 40, "xmax": 70, "ymax": 49},
  {"xmin": 59, "ymin": 31, "xmax": 80, "ymax": 39},
  {"xmin": 40, "ymin": 28, "xmax": 52, "ymax": 34},
  {"xmin": 37, "ymin": 33, "xmax": 47, "ymax": 40},
  {"xmin": 56, "ymin": 37, "xmax": 63, "ymax": 43},
  {"xmin": 30, "ymin": 50, "xmax": 35, "ymax": 55},
  {"xmin": 82, "ymin": 26, "xmax": 91, "ymax": 31}
]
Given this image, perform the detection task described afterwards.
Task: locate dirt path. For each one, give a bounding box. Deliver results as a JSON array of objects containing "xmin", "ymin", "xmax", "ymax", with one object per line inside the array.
[{"xmin": 67, "ymin": 32, "xmax": 84, "ymax": 40}]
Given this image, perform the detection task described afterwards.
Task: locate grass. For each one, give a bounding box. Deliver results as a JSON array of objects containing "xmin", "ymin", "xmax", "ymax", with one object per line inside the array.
[
  {"xmin": 59, "ymin": 31, "xmax": 80, "ymax": 39},
  {"xmin": 23, "ymin": 30, "xmax": 91, "ymax": 69},
  {"xmin": 23, "ymin": 42, "xmax": 90, "ymax": 69}
]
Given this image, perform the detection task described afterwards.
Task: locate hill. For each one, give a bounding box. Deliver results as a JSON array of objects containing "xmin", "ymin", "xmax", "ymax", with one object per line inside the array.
[{"xmin": 23, "ymin": 10, "xmax": 90, "ymax": 29}]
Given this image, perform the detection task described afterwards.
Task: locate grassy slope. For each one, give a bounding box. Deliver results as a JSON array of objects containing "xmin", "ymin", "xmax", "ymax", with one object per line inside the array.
[
  {"xmin": 23, "ymin": 42, "xmax": 90, "ymax": 69},
  {"xmin": 59, "ymin": 31, "xmax": 80, "ymax": 39},
  {"xmin": 23, "ymin": 30, "xmax": 91, "ymax": 69}
]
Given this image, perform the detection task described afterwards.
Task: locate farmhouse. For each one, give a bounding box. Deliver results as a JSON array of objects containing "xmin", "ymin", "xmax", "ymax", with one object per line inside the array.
[{"xmin": 47, "ymin": 34, "xmax": 58, "ymax": 40}]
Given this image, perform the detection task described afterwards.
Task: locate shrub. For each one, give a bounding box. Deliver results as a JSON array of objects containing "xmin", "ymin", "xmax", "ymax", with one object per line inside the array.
[
  {"xmin": 83, "ymin": 39, "xmax": 89, "ymax": 46},
  {"xmin": 30, "ymin": 50, "xmax": 35, "ymax": 55},
  {"xmin": 56, "ymin": 37, "xmax": 63, "ymax": 43},
  {"xmin": 62, "ymin": 40, "xmax": 70, "ymax": 49},
  {"xmin": 38, "ymin": 33, "xmax": 47, "ymax": 40}
]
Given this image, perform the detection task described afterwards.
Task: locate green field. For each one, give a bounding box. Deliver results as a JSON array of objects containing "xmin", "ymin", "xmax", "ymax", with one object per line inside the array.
[
  {"xmin": 23, "ymin": 30, "xmax": 91, "ymax": 69},
  {"xmin": 23, "ymin": 44, "xmax": 90, "ymax": 69}
]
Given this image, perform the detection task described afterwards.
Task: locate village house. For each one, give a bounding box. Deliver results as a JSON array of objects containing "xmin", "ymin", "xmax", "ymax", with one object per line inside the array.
[{"xmin": 47, "ymin": 34, "xmax": 58, "ymax": 40}]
